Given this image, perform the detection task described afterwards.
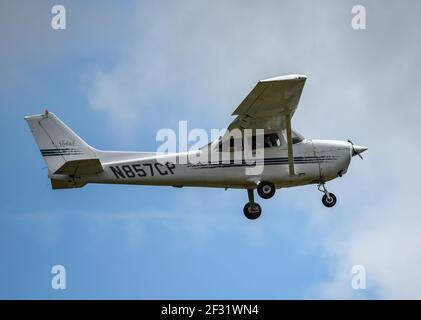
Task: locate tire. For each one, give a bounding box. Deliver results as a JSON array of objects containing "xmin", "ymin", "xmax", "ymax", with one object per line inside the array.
[
  {"xmin": 322, "ymin": 193, "xmax": 337, "ymax": 208},
  {"xmin": 257, "ymin": 181, "xmax": 276, "ymax": 199},
  {"xmin": 243, "ymin": 202, "xmax": 262, "ymax": 220}
]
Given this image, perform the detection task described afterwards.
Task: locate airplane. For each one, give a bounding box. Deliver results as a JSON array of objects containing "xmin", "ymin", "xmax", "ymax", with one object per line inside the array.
[{"xmin": 25, "ymin": 74, "xmax": 367, "ymax": 220}]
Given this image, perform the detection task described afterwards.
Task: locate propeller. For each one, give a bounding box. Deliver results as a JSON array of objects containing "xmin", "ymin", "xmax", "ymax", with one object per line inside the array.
[{"xmin": 347, "ymin": 139, "xmax": 367, "ymax": 159}]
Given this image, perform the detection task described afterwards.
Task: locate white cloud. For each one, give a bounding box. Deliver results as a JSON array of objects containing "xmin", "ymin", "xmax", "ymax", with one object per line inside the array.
[
  {"xmin": 86, "ymin": 1, "xmax": 343, "ymax": 135},
  {"xmin": 85, "ymin": 0, "xmax": 421, "ymax": 298},
  {"xmin": 314, "ymin": 190, "xmax": 421, "ymax": 298},
  {"xmin": 311, "ymin": 136, "xmax": 421, "ymax": 299},
  {"xmin": 8, "ymin": 188, "xmax": 272, "ymax": 252}
]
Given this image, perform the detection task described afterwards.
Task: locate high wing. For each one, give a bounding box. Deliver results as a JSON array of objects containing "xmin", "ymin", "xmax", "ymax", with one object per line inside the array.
[
  {"xmin": 227, "ymin": 74, "xmax": 307, "ymax": 132},
  {"xmin": 223, "ymin": 74, "xmax": 307, "ymax": 176}
]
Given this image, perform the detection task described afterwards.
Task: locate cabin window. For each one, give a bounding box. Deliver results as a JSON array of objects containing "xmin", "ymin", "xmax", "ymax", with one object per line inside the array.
[
  {"xmin": 247, "ymin": 133, "xmax": 281, "ymax": 150},
  {"xmin": 264, "ymin": 133, "xmax": 281, "ymax": 148},
  {"xmin": 211, "ymin": 130, "xmax": 304, "ymax": 152},
  {"xmin": 218, "ymin": 137, "xmax": 243, "ymax": 152}
]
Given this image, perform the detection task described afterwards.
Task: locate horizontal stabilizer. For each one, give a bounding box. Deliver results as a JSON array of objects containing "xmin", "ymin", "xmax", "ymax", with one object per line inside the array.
[
  {"xmin": 51, "ymin": 179, "xmax": 87, "ymax": 190},
  {"xmin": 54, "ymin": 158, "xmax": 103, "ymax": 176}
]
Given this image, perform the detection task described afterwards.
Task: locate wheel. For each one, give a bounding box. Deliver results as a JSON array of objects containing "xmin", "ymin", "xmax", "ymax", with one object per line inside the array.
[
  {"xmin": 257, "ymin": 181, "xmax": 276, "ymax": 199},
  {"xmin": 322, "ymin": 193, "xmax": 337, "ymax": 208},
  {"xmin": 243, "ymin": 202, "xmax": 262, "ymax": 220}
]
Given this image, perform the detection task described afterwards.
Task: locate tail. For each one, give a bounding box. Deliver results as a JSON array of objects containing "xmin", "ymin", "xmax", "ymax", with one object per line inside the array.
[{"xmin": 24, "ymin": 110, "xmax": 103, "ymax": 189}]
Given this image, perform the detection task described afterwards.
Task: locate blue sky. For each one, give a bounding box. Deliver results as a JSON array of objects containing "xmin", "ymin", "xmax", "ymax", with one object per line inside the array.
[{"xmin": 1, "ymin": 0, "xmax": 420, "ymax": 299}]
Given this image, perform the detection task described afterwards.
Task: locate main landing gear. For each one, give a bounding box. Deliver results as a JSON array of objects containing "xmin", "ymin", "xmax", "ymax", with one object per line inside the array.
[
  {"xmin": 318, "ymin": 183, "xmax": 337, "ymax": 208},
  {"xmin": 256, "ymin": 181, "xmax": 276, "ymax": 199},
  {"xmin": 243, "ymin": 189, "xmax": 262, "ymax": 220},
  {"xmin": 243, "ymin": 181, "xmax": 276, "ymax": 219}
]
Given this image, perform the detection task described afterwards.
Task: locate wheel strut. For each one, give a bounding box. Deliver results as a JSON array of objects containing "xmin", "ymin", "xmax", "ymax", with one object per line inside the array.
[
  {"xmin": 247, "ymin": 188, "xmax": 255, "ymax": 203},
  {"xmin": 244, "ymin": 188, "xmax": 262, "ymax": 219},
  {"xmin": 318, "ymin": 182, "xmax": 332, "ymax": 201}
]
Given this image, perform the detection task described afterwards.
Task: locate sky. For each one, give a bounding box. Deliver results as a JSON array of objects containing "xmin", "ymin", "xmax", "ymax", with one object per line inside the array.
[{"xmin": 1, "ymin": 0, "xmax": 421, "ymax": 299}]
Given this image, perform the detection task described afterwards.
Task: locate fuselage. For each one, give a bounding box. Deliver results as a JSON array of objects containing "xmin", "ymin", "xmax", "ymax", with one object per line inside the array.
[{"xmin": 51, "ymin": 139, "xmax": 353, "ymax": 190}]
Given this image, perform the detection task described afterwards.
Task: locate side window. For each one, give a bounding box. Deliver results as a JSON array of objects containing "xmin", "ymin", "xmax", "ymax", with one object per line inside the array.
[
  {"xmin": 246, "ymin": 133, "xmax": 281, "ymax": 150},
  {"xmin": 247, "ymin": 135, "xmax": 261, "ymax": 150},
  {"xmin": 218, "ymin": 137, "xmax": 243, "ymax": 152},
  {"xmin": 264, "ymin": 133, "xmax": 280, "ymax": 148}
]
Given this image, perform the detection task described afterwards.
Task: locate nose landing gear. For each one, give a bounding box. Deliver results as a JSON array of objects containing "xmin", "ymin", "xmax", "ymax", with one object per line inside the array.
[
  {"xmin": 243, "ymin": 181, "xmax": 277, "ymax": 219},
  {"xmin": 318, "ymin": 183, "xmax": 337, "ymax": 208}
]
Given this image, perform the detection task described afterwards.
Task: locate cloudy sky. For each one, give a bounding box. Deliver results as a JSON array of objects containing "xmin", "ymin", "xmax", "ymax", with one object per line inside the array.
[{"xmin": 1, "ymin": 0, "xmax": 421, "ymax": 299}]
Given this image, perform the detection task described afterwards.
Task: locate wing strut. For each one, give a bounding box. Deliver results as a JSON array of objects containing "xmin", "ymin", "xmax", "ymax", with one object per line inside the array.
[{"xmin": 284, "ymin": 114, "xmax": 295, "ymax": 176}]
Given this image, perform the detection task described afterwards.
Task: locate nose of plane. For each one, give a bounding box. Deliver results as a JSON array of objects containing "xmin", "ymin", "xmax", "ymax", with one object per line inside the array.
[{"xmin": 351, "ymin": 145, "xmax": 368, "ymax": 157}]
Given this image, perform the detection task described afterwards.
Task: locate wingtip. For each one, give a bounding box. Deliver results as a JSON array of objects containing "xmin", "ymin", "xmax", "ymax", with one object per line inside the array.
[
  {"xmin": 260, "ymin": 74, "xmax": 307, "ymax": 82},
  {"xmin": 24, "ymin": 110, "xmax": 55, "ymax": 121}
]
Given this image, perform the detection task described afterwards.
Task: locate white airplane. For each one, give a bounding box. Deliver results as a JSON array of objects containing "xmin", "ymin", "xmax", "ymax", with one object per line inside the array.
[{"xmin": 25, "ymin": 74, "xmax": 367, "ymax": 220}]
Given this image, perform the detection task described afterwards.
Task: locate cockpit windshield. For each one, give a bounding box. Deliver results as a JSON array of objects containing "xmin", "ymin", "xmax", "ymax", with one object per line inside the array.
[{"xmin": 292, "ymin": 130, "xmax": 304, "ymax": 144}]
